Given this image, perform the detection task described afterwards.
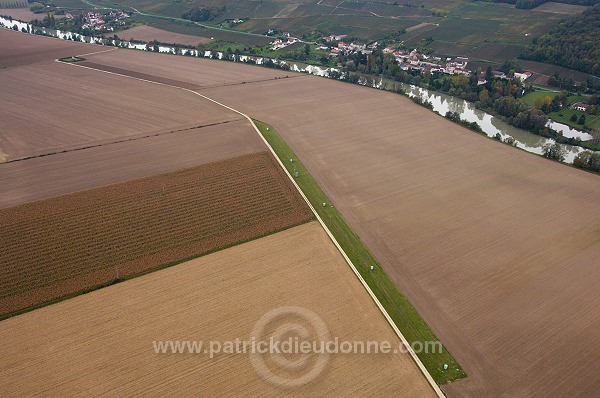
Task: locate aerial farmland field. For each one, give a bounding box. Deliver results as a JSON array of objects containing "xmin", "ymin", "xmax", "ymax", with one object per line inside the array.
[
  {"xmin": 533, "ymin": 1, "xmax": 590, "ymax": 14},
  {"xmin": 0, "ymin": 8, "xmax": 45, "ymax": 22},
  {"xmin": 2, "ymin": 14, "xmax": 600, "ymax": 397},
  {"xmin": 0, "ymin": 58, "xmax": 245, "ymax": 160},
  {"xmin": 0, "ymin": 28, "xmax": 91, "ymax": 68},
  {"xmin": 0, "ymin": 151, "xmax": 313, "ymax": 317},
  {"xmin": 66, "ymin": 45, "xmax": 600, "ymax": 395},
  {"xmin": 199, "ymin": 75, "xmax": 600, "ymax": 397},
  {"xmin": 75, "ymin": 46, "xmax": 295, "ymax": 88},
  {"xmin": 0, "ymin": 118, "xmax": 266, "ymax": 207},
  {"xmin": 114, "ymin": 25, "xmax": 212, "ymax": 46},
  {"xmin": 0, "ymin": 222, "xmax": 437, "ymax": 397}
]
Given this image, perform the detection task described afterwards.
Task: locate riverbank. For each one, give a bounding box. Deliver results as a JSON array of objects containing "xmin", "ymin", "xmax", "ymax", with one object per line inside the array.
[{"xmin": 1, "ymin": 15, "xmax": 597, "ymax": 166}]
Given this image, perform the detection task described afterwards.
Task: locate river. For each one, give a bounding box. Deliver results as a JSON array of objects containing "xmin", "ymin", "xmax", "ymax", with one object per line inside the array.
[{"xmin": 1, "ymin": 16, "xmax": 595, "ymax": 164}]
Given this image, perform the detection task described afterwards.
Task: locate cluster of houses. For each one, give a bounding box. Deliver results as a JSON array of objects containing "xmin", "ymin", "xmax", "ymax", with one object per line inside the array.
[
  {"xmin": 491, "ymin": 70, "xmax": 533, "ymax": 83},
  {"xmin": 320, "ymin": 37, "xmax": 473, "ymax": 76},
  {"xmin": 320, "ymin": 36, "xmax": 536, "ymax": 80},
  {"xmin": 269, "ymin": 32, "xmax": 535, "ymax": 81},
  {"xmin": 391, "ymin": 49, "xmax": 470, "ymax": 76},
  {"xmin": 271, "ymin": 35, "xmax": 299, "ymax": 50},
  {"xmin": 322, "ymin": 40, "xmax": 372, "ymax": 56},
  {"xmin": 69, "ymin": 10, "xmax": 129, "ymax": 31}
]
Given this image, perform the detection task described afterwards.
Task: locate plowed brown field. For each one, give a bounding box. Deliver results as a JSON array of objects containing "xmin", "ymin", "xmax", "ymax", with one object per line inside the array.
[
  {"xmin": 0, "ymin": 222, "xmax": 436, "ymax": 397},
  {"xmin": 200, "ymin": 76, "xmax": 600, "ymax": 397},
  {"xmin": 0, "ymin": 60, "xmax": 242, "ymax": 160},
  {"xmin": 0, "ymin": 118, "xmax": 266, "ymax": 208},
  {"xmin": 0, "ymin": 8, "xmax": 65, "ymax": 22},
  {"xmin": 0, "ymin": 152, "xmax": 313, "ymax": 317},
  {"xmin": 0, "ymin": 28, "xmax": 91, "ymax": 68},
  {"xmin": 4, "ymin": 33, "xmax": 600, "ymax": 396},
  {"xmin": 80, "ymin": 47, "xmax": 299, "ymax": 88},
  {"xmin": 115, "ymin": 25, "xmax": 211, "ymax": 46}
]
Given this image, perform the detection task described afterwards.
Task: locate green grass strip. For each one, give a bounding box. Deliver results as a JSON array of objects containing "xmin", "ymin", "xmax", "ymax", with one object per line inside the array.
[{"xmin": 254, "ymin": 119, "xmax": 466, "ymax": 386}]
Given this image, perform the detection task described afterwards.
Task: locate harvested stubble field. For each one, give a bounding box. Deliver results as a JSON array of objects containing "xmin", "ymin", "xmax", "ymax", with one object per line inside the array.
[
  {"xmin": 0, "ymin": 28, "xmax": 90, "ymax": 69},
  {"xmin": 0, "ymin": 222, "xmax": 436, "ymax": 397},
  {"xmin": 0, "ymin": 59, "xmax": 244, "ymax": 160},
  {"xmin": 0, "ymin": 8, "xmax": 52, "ymax": 22},
  {"xmin": 61, "ymin": 47, "xmax": 600, "ymax": 395},
  {"xmin": 114, "ymin": 25, "xmax": 211, "ymax": 46},
  {"xmin": 4, "ymin": 33, "xmax": 600, "ymax": 395},
  {"xmin": 197, "ymin": 77, "xmax": 600, "ymax": 397},
  {"xmin": 0, "ymin": 151, "xmax": 313, "ymax": 317},
  {"xmin": 0, "ymin": 118, "xmax": 266, "ymax": 208},
  {"xmin": 82, "ymin": 47, "xmax": 296, "ymax": 89}
]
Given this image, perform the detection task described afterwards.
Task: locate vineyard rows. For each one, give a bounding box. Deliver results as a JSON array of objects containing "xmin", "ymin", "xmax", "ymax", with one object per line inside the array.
[{"xmin": 0, "ymin": 152, "xmax": 313, "ymax": 316}]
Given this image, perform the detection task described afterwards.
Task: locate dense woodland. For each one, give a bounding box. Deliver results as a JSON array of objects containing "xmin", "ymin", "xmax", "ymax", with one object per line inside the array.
[
  {"xmin": 181, "ymin": 6, "xmax": 225, "ymax": 22},
  {"xmin": 520, "ymin": 5, "xmax": 600, "ymax": 76}
]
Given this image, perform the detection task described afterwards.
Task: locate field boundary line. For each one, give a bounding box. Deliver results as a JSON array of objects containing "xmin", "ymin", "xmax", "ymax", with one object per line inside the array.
[
  {"xmin": 243, "ymin": 120, "xmax": 445, "ymax": 398},
  {"xmin": 58, "ymin": 59, "xmax": 445, "ymax": 397},
  {"xmin": 76, "ymin": 47, "xmax": 119, "ymax": 57}
]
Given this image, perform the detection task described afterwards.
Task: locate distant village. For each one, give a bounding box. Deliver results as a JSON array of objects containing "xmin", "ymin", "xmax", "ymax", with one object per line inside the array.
[
  {"xmin": 271, "ymin": 33, "xmax": 533, "ymax": 82},
  {"xmin": 65, "ymin": 9, "xmax": 130, "ymax": 32}
]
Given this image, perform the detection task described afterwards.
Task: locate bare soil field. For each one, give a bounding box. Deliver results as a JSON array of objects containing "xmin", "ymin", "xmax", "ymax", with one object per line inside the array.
[
  {"xmin": 195, "ymin": 77, "xmax": 600, "ymax": 397},
  {"xmin": 0, "ymin": 28, "xmax": 90, "ymax": 68},
  {"xmin": 3, "ymin": 35, "xmax": 599, "ymax": 395},
  {"xmin": 533, "ymin": 2, "xmax": 589, "ymax": 14},
  {"xmin": 518, "ymin": 59, "xmax": 597, "ymax": 84},
  {"xmin": 1, "ymin": 7, "xmax": 66, "ymax": 21},
  {"xmin": 0, "ymin": 151, "xmax": 313, "ymax": 317},
  {"xmin": 0, "ymin": 60, "xmax": 243, "ymax": 160},
  {"xmin": 42, "ymin": 47, "xmax": 600, "ymax": 395},
  {"xmin": 0, "ymin": 222, "xmax": 436, "ymax": 397},
  {"xmin": 82, "ymin": 47, "xmax": 299, "ymax": 88},
  {"xmin": 0, "ymin": 8, "xmax": 48, "ymax": 22},
  {"xmin": 0, "ymin": 118, "xmax": 266, "ymax": 207},
  {"xmin": 115, "ymin": 25, "xmax": 211, "ymax": 46}
]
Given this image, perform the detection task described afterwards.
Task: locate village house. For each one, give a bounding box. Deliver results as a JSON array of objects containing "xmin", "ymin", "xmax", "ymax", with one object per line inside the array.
[
  {"xmin": 513, "ymin": 71, "xmax": 532, "ymax": 82},
  {"xmin": 383, "ymin": 45, "xmax": 395, "ymax": 54},
  {"xmin": 454, "ymin": 57, "xmax": 468, "ymax": 68}
]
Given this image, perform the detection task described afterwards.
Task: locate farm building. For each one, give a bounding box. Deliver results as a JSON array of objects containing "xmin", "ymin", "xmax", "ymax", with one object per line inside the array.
[{"xmin": 573, "ymin": 102, "xmax": 589, "ymax": 112}]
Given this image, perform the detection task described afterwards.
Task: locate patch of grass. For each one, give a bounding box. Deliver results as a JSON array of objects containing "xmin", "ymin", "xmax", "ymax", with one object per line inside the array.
[
  {"xmin": 566, "ymin": 95, "xmax": 587, "ymax": 105},
  {"xmin": 522, "ymin": 90, "xmax": 558, "ymax": 106},
  {"xmin": 548, "ymin": 108, "xmax": 600, "ymax": 131},
  {"xmin": 254, "ymin": 119, "xmax": 466, "ymax": 386}
]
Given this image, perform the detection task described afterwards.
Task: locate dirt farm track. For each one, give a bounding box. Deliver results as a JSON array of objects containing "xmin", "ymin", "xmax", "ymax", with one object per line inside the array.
[{"xmin": 1, "ymin": 29, "xmax": 600, "ymax": 397}]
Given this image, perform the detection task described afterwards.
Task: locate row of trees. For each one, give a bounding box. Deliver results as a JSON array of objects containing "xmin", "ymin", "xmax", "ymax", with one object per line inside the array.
[
  {"xmin": 573, "ymin": 150, "xmax": 600, "ymax": 171},
  {"xmin": 31, "ymin": 13, "xmax": 56, "ymax": 28}
]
